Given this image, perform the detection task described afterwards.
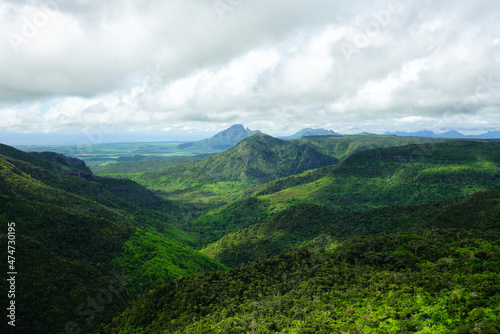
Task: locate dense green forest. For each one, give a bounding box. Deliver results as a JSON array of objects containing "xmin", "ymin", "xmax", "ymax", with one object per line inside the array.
[
  {"xmin": 0, "ymin": 145, "xmax": 224, "ymax": 333},
  {"xmin": 124, "ymin": 134, "xmax": 339, "ymax": 205},
  {"xmin": 2, "ymin": 135, "xmax": 500, "ymax": 333},
  {"xmin": 117, "ymin": 135, "xmax": 448, "ymax": 206},
  {"xmin": 102, "ymin": 227, "xmax": 500, "ymax": 333},
  {"xmin": 201, "ymin": 185, "xmax": 500, "ymax": 267},
  {"xmin": 187, "ymin": 140, "xmax": 500, "ymax": 246}
]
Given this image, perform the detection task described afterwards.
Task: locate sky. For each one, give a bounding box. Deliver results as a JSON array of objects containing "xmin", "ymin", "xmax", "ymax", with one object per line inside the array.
[{"xmin": 1, "ymin": 0, "xmax": 499, "ymax": 145}]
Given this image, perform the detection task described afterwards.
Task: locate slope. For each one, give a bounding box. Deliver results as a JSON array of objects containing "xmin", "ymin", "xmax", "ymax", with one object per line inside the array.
[
  {"xmin": 189, "ymin": 140, "xmax": 500, "ymax": 247},
  {"xmin": 202, "ymin": 185, "xmax": 500, "ymax": 267},
  {"xmin": 260, "ymin": 140, "xmax": 500, "ymax": 210},
  {"xmin": 126, "ymin": 133, "xmax": 338, "ymax": 204},
  {"xmin": 101, "ymin": 226, "xmax": 500, "ymax": 333},
  {"xmin": 0, "ymin": 144, "xmax": 225, "ymax": 333}
]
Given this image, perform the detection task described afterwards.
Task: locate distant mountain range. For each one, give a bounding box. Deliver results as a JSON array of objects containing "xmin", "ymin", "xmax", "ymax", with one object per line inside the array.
[
  {"xmin": 281, "ymin": 128, "xmax": 341, "ymax": 140},
  {"xmin": 175, "ymin": 125, "xmax": 341, "ymax": 153},
  {"xmin": 385, "ymin": 130, "xmax": 500, "ymax": 139},
  {"xmin": 175, "ymin": 125, "xmax": 500, "ymax": 155}
]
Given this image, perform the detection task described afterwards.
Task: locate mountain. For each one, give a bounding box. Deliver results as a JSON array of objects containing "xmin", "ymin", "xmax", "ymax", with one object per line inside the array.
[
  {"xmin": 125, "ymin": 135, "xmax": 450, "ymax": 206},
  {"xmin": 471, "ymin": 130, "xmax": 500, "ymax": 139},
  {"xmin": 189, "ymin": 140, "xmax": 500, "ymax": 246},
  {"xmin": 176, "ymin": 124, "xmax": 261, "ymax": 153},
  {"xmin": 0, "ymin": 144, "xmax": 225, "ymax": 333},
  {"xmin": 438, "ymin": 130, "xmax": 468, "ymax": 138},
  {"xmin": 385, "ymin": 130, "xmax": 440, "ymax": 137},
  {"xmin": 256, "ymin": 140, "xmax": 500, "ymax": 209},
  {"xmin": 385, "ymin": 129, "xmax": 500, "ymax": 139},
  {"xmin": 126, "ymin": 133, "xmax": 339, "ymax": 205},
  {"xmin": 281, "ymin": 128, "xmax": 340, "ymax": 140},
  {"xmin": 100, "ymin": 143, "xmax": 500, "ymax": 332},
  {"xmin": 202, "ymin": 184, "xmax": 500, "ymax": 267}
]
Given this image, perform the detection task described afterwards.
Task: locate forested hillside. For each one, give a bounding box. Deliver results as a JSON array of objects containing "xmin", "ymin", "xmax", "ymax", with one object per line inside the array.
[
  {"xmin": 188, "ymin": 141, "xmax": 500, "ymax": 247},
  {"xmin": 101, "ymin": 226, "xmax": 500, "ymax": 333},
  {"xmin": 3, "ymin": 136, "xmax": 500, "ymax": 333},
  {"xmin": 0, "ymin": 145, "xmax": 225, "ymax": 333},
  {"xmin": 202, "ymin": 185, "xmax": 500, "ymax": 267},
  {"xmin": 121, "ymin": 134, "xmax": 449, "ymax": 206},
  {"xmin": 125, "ymin": 133, "xmax": 338, "ymax": 205}
]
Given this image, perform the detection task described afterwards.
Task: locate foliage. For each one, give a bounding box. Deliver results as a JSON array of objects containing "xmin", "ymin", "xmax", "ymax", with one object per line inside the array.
[
  {"xmin": 111, "ymin": 229, "xmax": 226, "ymax": 293},
  {"xmin": 202, "ymin": 185, "xmax": 500, "ymax": 267},
  {"xmin": 122, "ymin": 133, "xmax": 338, "ymax": 205},
  {"xmin": 100, "ymin": 227, "xmax": 500, "ymax": 333},
  {"xmin": 0, "ymin": 235, "xmax": 131, "ymax": 334},
  {"xmin": 0, "ymin": 145, "xmax": 225, "ymax": 333},
  {"xmin": 4, "ymin": 137, "xmax": 500, "ymax": 334},
  {"xmin": 189, "ymin": 141, "xmax": 500, "ymax": 253}
]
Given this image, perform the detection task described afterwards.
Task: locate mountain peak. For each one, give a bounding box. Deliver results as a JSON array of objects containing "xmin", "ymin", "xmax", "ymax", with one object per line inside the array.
[
  {"xmin": 177, "ymin": 124, "xmax": 261, "ymax": 152},
  {"xmin": 213, "ymin": 124, "xmax": 261, "ymax": 138},
  {"xmin": 227, "ymin": 124, "xmax": 245, "ymax": 130}
]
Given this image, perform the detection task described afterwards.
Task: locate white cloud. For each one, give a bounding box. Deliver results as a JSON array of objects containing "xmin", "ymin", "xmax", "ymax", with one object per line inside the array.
[{"xmin": 0, "ymin": 0, "xmax": 499, "ymax": 139}]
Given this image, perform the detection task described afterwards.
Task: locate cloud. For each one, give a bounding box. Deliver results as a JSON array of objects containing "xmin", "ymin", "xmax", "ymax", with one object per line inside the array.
[{"xmin": 0, "ymin": 0, "xmax": 499, "ymax": 139}]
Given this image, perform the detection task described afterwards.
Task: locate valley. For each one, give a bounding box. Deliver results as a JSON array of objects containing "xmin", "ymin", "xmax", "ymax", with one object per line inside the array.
[{"xmin": 2, "ymin": 125, "xmax": 500, "ymax": 333}]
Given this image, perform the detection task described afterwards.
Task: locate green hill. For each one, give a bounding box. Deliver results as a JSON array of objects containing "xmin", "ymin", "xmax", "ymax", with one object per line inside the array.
[
  {"xmin": 5, "ymin": 135, "xmax": 500, "ymax": 333},
  {"xmin": 114, "ymin": 135, "xmax": 451, "ymax": 207},
  {"xmin": 100, "ymin": 226, "xmax": 500, "ymax": 333},
  {"xmin": 187, "ymin": 140, "xmax": 500, "ymax": 247},
  {"xmin": 295, "ymin": 135, "xmax": 449, "ymax": 161},
  {"xmin": 0, "ymin": 144, "xmax": 225, "ymax": 333},
  {"xmin": 202, "ymin": 185, "xmax": 500, "ymax": 267},
  {"xmin": 126, "ymin": 133, "xmax": 339, "ymax": 205},
  {"xmin": 258, "ymin": 141, "xmax": 500, "ymax": 209}
]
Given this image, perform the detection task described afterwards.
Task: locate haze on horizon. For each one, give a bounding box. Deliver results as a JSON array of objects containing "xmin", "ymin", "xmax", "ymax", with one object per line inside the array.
[{"xmin": 1, "ymin": 0, "xmax": 499, "ymax": 145}]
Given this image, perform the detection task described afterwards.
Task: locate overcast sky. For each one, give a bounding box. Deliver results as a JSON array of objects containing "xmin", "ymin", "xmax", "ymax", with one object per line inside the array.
[{"xmin": 1, "ymin": 0, "xmax": 499, "ymax": 144}]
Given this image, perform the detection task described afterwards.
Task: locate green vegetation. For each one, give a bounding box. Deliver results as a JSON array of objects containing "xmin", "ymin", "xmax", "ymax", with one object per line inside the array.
[
  {"xmin": 0, "ymin": 145, "xmax": 225, "ymax": 333},
  {"xmin": 113, "ymin": 135, "xmax": 452, "ymax": 207},
  {"xmin": 188, "ymin": 141, "xmax": 500, "ymax": 252},
  {"xmin": 112, "ymin": 230, "xmax": 225, "ymax": 293},
  {"xmin": 101, "ymin": 227, "xmax": 500, "ymax": 333},
  {"xmin": 298, "ymin": 135, "xmax": 449, "ymax": 161},
  {"xmin": 202, "ymin": 185, "xmax": 500, "ymax": 267},
  {"xmin": 125, "ymin": 133, "xmax": 338, "ymax": 205},
  {"xmin": 91, "ymin": 157, "xmax": 201, "ymax": 175},
  {"xmin": 261, "ymin": 141, "xmax": 500, "ymax": 211},
  {"xmin": 1, "ymin": 235, "xmax": 132, "ymax": 334},
  {"xmin": 3, "ymin": 133, "xmax": 500, "ymax": 333}
]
